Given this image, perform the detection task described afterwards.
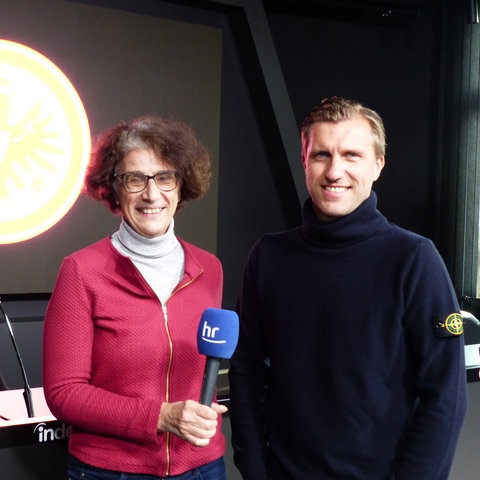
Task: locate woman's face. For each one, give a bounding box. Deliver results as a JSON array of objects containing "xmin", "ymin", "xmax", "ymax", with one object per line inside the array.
[{"xmin": 116, "ymin": 148, "xmax": 180, "ymax": 238}]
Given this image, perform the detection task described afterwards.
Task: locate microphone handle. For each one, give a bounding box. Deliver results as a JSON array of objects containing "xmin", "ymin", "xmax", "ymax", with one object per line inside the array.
[
  {"xmin": 200, "ymin": 357, "xmax": 221, "ymax": 406},
  {"xmin": 23, "ymin": 387, "xmax": 34, "ymax": 417}
]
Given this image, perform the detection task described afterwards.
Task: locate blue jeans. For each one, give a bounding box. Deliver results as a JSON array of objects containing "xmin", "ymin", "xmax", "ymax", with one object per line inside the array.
[{"xmin": 67, "ymin": 455, "xmax": 227, "ymax": 480}]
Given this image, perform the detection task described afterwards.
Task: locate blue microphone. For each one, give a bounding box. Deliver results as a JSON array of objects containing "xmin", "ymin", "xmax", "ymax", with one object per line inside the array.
[{"xmin": 197, "ymin": 308, "xmax": 239, "ymax": 406}]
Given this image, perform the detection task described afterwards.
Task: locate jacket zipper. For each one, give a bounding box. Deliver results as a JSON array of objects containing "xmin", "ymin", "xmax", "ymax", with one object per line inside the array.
[{"xmin": 162, "ymin": 269, "xmax": 204, "ymax": 476}]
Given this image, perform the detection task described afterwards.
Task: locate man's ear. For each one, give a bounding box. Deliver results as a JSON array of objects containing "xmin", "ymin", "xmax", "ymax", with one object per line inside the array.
[
  {"xmin": 373, "ymin": 155, "xmax": 385, "ymax": 181},
  {"xmin": 301, "ymin": 143, "xmax": 308, "ymax": 169}
]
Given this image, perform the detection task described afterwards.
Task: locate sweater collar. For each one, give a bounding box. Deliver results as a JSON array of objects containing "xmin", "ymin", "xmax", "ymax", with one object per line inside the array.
[
  {"xmin": 301, "ymin": 192, "xmax": 387, "ymax": 247},
  {"xmin": 113, "ymin": 218, "xmax": 178, "ymax": 259}
]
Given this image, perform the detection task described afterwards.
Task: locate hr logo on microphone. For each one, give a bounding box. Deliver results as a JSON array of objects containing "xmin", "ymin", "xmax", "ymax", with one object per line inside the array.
[
  {"xmin": 201, "ymin": 321, "xmax": 226, "ymax": 344},
  {"xmin": 197, "ymin": 308, "xmax": 239, "ymax": 360}
]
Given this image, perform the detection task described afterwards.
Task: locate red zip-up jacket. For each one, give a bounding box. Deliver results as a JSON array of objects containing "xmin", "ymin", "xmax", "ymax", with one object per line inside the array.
[{"xmin": 42, "ymin": 236, "xmax": 225, "ymax": 476}]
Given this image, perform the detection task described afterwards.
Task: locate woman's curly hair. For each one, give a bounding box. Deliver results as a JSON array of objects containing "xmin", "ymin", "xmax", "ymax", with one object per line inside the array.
[{"xmin": 83, "ymin": 115, "xmax": 211, "ymax": 213}]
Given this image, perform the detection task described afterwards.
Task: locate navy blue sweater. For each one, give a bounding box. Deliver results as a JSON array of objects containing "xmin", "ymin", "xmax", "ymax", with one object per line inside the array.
[{"xmin": 229, "ymin": 193, "xmax": 467, "ymax": 480}]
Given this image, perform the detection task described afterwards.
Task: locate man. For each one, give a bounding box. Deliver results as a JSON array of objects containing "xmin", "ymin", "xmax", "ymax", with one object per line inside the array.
[{"xmin": 229, "ymin": 96, "xmax": 467, "ymax": 479}]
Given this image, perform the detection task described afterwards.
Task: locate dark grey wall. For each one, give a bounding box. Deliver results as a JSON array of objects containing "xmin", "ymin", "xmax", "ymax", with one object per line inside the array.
[{"xmin": 266, "ymin": 2, "xmax": 440, "ymax": 238}]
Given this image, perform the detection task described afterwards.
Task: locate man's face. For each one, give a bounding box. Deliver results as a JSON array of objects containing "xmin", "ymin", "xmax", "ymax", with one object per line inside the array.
[{"xmin": 302, "ymin": 117, "xmax": 385, "ymax": 222}]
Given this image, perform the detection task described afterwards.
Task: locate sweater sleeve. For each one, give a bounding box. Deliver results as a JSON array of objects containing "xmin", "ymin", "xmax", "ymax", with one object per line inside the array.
[
  {"xmin": 229, "ymin": 243, "xmax": 271, "ymax": 480},
  {"xmin": 42, "ymin": 256, "xmax": 162, "ymax": 444},
  {"xmin": 393, "ymin": 240, "xmax": 467, "ymax": 479}
]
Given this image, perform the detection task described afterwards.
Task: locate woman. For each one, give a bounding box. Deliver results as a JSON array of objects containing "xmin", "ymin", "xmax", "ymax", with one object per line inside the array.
[{"xmin": 42, "ymin": 115, "xmax": 228, "ymax": 480}]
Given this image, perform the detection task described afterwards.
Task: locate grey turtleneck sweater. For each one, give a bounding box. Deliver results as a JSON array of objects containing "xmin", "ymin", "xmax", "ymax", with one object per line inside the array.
[{"xmin": 111, "ymin": 218, "xmax": 184, "ymax": 304}]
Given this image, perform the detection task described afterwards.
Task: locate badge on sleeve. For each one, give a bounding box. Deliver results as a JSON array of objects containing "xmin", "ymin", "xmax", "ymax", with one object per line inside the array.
[{"xmin": 433, "ymin": 313, "xmax": 464, "ymax": 338}]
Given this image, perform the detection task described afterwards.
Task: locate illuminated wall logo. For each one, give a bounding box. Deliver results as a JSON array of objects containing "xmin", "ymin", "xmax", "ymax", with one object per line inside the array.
[{"xmin": 0, "ymin": 39, "xmax": 90, "ymax": 244}]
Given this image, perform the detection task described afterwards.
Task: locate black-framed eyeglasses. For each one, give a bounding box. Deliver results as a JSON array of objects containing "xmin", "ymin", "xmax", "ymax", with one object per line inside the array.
[{"xmin": 115, "ymin": 171, "xmax": 179, "ymax": 193}]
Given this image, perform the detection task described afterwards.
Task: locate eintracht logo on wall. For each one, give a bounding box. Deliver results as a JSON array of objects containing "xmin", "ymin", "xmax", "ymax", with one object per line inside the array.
[{"xmin": 0, "ymin": 39, "xmax": 90, "ymax": 244}]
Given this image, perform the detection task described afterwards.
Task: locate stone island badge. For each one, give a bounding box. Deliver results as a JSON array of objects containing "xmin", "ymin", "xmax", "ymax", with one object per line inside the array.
[{"xmin": 433, "ymin": 313, "xmax": 464, "ymax": 338}]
